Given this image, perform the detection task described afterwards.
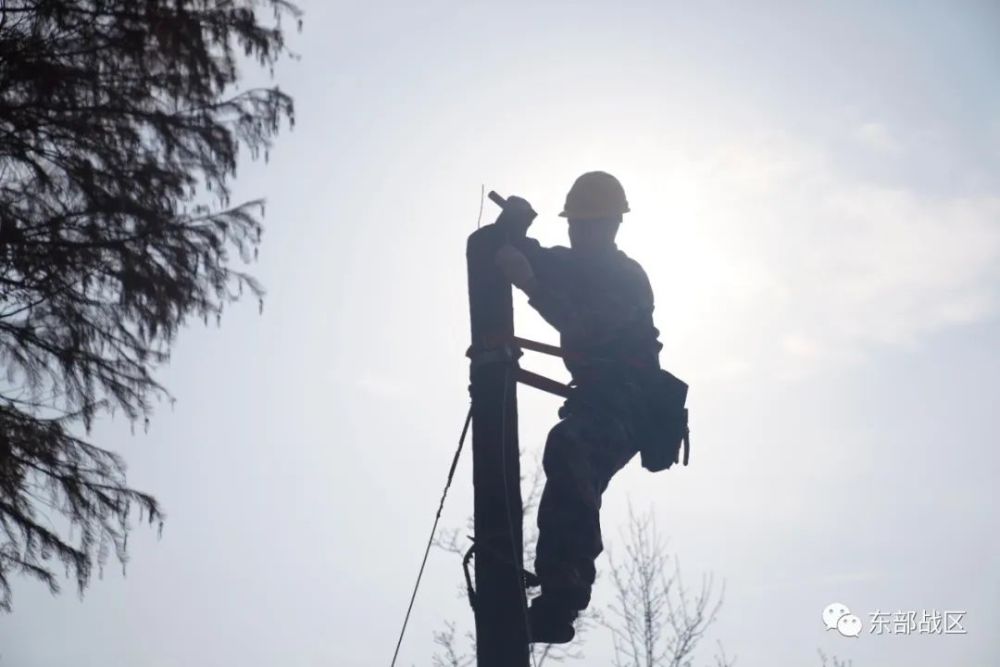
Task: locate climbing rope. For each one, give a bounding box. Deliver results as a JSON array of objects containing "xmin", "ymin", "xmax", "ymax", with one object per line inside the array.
[{"xmin": 388, "ymin": 405, "xmax": 473, "ymax": 667}]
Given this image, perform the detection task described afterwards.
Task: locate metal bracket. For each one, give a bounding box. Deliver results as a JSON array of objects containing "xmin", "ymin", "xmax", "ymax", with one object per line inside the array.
[{"xmin": 461, "ymin": 534, "xmax": 541, "ymax": 612}]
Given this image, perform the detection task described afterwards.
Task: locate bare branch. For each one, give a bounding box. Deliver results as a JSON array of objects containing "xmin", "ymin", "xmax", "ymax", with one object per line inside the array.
[{"xmin": 601, "ymin": 505, "xmax": 730, "ymax": 667}]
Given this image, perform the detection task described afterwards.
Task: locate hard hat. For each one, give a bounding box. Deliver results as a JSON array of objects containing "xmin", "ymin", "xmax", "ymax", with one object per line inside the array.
[{"xmin": 559, "ymin": 171, "xmax": 630, "ymax": 220}]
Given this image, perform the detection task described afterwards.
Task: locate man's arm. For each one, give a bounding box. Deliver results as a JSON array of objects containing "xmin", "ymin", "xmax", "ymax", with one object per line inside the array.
[
  {"xmin": 496, "ymin": 242, "xmax": 654, "ymax": 351},
  {"xmin": 496, "ymin": 239, "xmax": 580, "ymax": 332}
]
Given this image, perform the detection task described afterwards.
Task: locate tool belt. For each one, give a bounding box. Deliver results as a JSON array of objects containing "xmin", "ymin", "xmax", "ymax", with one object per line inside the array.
[
  {"xmin": 632, "ymin": 367, "xmax": 690, "ymax": 471},
  {"xmin": 558, "ymin": 365, "xmax": 690, "ymax": 472}
]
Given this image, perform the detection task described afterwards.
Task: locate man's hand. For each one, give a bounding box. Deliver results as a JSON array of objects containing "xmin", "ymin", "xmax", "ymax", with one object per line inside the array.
[
  {"xmin": 495, "ymin": 243, "xmax": 537, "ymax": 293},
  {"xmin": 495, "ymin": 196, "xmax": 536, "ymax": 239}
]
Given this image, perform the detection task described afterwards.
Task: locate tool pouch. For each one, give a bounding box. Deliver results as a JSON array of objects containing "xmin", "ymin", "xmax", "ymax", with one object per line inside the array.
[
  {"xmin": 634, "ymin": 368, "xmax": 690, "ymax": 472},
  {"xmin": 557, "ymin": 365, "xmax": 690, "ymax": 472}
]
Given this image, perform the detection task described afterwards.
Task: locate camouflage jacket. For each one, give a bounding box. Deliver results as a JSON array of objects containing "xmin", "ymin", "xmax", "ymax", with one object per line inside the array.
[{"xmin": 513, "ymin": 237, "xmax": 663, "ymax": 392}]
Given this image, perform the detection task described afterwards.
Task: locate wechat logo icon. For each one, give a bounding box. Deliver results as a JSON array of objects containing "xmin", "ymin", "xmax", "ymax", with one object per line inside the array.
[{"xmin": 823, "ymin": 602, "xmax": 862, "ymax": 638}]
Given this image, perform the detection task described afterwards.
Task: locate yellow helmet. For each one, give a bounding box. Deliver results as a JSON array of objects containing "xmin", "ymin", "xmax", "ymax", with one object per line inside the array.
[{"xmin": 559, "ymin": 171, "xmax": 630, "ymax": 220}]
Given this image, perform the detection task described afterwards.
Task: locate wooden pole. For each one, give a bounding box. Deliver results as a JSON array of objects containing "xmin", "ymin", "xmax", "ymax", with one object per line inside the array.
[{"xmin": 466, "ymin": 222, "xmax": 530, "ymax": 667}]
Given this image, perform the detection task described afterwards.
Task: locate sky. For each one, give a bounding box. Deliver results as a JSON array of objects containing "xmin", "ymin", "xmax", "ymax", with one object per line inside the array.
[{"xmin": 3, "ymin": 1, "xmax": 999, "ymax": 665}]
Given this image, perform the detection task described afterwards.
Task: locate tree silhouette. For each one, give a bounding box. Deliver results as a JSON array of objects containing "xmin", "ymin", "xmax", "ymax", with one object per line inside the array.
[
  {"xmin": 432, "ymin": 486, "xmax": 733, "ymax": 665},
  {"xmin": 598, "ymin": 505, "xmax": 732, "ymax": 667},
  {"xmin": 0, "ymin": 0, "xmax": 300, "ymax": 611}
]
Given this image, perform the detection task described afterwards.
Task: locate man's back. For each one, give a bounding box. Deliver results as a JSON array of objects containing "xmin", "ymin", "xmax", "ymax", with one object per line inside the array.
[{"xmin": 515, "ymin": 239, "xmax": 663, "ymax": 383}]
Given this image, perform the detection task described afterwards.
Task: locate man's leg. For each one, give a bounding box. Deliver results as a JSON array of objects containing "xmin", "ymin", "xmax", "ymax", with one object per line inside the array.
[{"xmin": 531, "ymin": 412, "xmax": 637, "ymax": 639}]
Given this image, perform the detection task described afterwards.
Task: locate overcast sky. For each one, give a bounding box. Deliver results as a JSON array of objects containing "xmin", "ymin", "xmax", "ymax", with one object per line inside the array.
[{"xmin": 3, "ymin": 1, "xmax": 999, "ymax": 666}]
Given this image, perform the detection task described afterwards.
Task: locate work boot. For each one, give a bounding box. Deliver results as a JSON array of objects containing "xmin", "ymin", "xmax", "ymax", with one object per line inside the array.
[{"xmin": 528, "ymin": 595, "xmax": 577, "ymax": 644}]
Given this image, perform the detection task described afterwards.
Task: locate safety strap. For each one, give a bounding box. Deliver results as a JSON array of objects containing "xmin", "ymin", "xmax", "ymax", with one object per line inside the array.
[
  {"xmin": 470, "ymin": 337, "xmax": 693, "ymax": 466},
  {"xmin": 511, "ymin": 335, "xmax": 564, "ymax": 358},
  {"xmin": 467, "ymin": 337, "xmax": 570, "ymax": 398},
  {"xmin": 466, "ymin": 342, "xmax": 521, "ymax": 369},
  {"xmin": 516, "ymin": 368, "xmax": 570, "ymax": 398}
]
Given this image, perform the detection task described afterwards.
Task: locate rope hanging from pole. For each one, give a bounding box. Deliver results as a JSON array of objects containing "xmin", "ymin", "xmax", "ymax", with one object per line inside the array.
[{"xmin": 388, "ymin": 405, "xmax": 473, "ymax": 667}]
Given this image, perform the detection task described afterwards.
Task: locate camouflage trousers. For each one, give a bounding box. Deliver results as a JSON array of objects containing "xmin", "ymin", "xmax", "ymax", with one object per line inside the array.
[{"xmin": 534, "ymin": 408, "xmax": 638, "ymax": 611}]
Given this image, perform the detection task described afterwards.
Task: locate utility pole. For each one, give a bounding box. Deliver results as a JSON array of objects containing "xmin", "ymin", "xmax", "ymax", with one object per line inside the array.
[{"xmin": 466, "ymin": 219, "xmax": 530, "ymax": 667}]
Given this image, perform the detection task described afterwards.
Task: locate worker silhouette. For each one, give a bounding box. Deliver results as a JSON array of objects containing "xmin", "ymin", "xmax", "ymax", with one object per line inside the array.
[{"xmin": 494, "ymin": 172, "xmax": 676, "ymax": 644}]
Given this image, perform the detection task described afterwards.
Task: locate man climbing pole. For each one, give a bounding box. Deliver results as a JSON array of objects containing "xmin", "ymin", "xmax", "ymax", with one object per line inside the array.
[{"xmin": 492, "ymin": 171, "xmax": 686, "ymax": 645}]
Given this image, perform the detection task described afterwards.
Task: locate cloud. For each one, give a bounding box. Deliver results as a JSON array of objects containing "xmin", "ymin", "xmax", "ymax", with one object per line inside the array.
[
  {"xmin": 634, "ymin": 130, "xmax": 1000, "ymax": 382},
  {"xmin": 356, "ymin": 370, "xmax": 411, "ymax": 399},
  {"xmin": 855, "ymin": 121, "xmax": 902, "ymax": 155}
]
